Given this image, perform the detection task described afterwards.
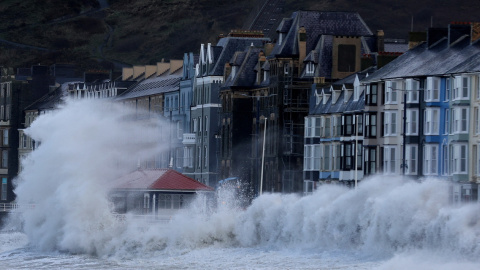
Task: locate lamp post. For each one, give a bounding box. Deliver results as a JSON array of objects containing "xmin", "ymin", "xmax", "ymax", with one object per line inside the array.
[{"xmin": 240, "ymin": 93, "xmax": 276, "ymax": 196}]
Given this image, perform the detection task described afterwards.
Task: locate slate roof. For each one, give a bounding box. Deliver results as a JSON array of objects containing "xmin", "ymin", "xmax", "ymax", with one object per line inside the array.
[
  {"xmin": 310, "ymin": 68, "xmax": 373, "ymax": 115},
  {"xmin": 209, "ymin": 36, "xmax": 270, "ymax": 76},
  {"xmin": 115, "ymin": 169, "xmax": 214, "ymax": 191},
  {"xmin": 364, "ymin": 36, "xmax": 480, "ymax": 83},
  {"xmin": 223, "ymin": 46, "xmax": 262, "ymax": 88},
  {"xmin": 271, "ymin": 11, "xmax": 373, "ymax": 57},
  {"xmin": 116, "ymin": 74, "xmax": 181, "ymax": 100}
]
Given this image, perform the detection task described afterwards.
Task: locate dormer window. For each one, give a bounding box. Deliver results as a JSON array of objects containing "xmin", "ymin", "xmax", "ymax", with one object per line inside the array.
[
  {"xmin": 316, "ymin": 92, "xmax": 322, "ymax": 105},
  {"xmin": 279, "ymin": 33, "xmax": 283, "ymax": 45},
  {"xmin": 264, "ymin": 70, "xmax": 268, "ymax": 82},
  {"xmin": 231, "ymin": 66, "xmax": 237, "ymax": 78},
  {"xmin": 306, "ymin": 62, "xmax": 315, "ymax": 75}
]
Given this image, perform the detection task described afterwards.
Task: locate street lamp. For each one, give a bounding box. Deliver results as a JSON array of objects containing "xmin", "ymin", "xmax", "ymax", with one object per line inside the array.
[{"xmin": 239, "ymin": 93, "xmax": 277, "ymax": 196}]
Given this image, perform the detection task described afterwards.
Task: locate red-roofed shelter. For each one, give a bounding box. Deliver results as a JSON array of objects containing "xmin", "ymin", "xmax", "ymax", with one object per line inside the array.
[{"xmin": 110, "ymin": 169, "xmax": 214, "ymax": 215}]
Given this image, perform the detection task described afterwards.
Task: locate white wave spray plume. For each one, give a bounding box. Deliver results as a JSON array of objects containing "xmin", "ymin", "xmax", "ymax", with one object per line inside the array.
[{"xmin": 10, "ymin": 99, "xmax": 480, "ymax": 265}]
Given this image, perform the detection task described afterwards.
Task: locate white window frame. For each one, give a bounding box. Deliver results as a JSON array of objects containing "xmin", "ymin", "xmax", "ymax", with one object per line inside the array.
[
  {"xmin": 406, "ymin": 109, "xmax": 419, "ymax": 135},
  {"xmin": 452, "ymin": 144, "xmax": 468, "ymax": 174},
  {"xmin": 306, "ymin": 62, "xmax": 315, "ymax": 75},
  {"xmin": 383, "ymin": 145, "xmax": 397, "ymax": 175},
  {"xmin": 405, "ymin": 144, "xmax": 418, "ymax": 175},
  {"xmin": 423, "ymin": 144, "xmax": 438, "ymax": 176},
  {"xmin": 425, "ymin": 77, "xmax": 440, "ymax": 102},
  {"xmin": 475, "ymin": 107, "xmax": 480, "ymax": 135},
  {"xmin": 453, "ymin": 76, "xmax": 470, "ymax": 101},
  {"xmin": 384, "ymin": 111, "xmax": 397, "ymax": 136},
  {"xmin": 452, "ymin": 107, "xmax": 469, "ymax": 134},
  {"xmin": 424, "ymin": 108, "xmax": 440, "ymax": 135},
  {"xmin": 385, "ymin": 81, "xmax": 399, "ymax": 104},
  {"xmin": 406, "ymin": 79, "xmax": 419, "ymax": 103},
  {"xmin": 445, "ymin": 77, "xmax": 451, "ymax": 102}
]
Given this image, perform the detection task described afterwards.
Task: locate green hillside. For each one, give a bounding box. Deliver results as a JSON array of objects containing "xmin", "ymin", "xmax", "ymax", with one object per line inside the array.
[{"xmin": 1, "ymin": 0, "xmax": 479, "ymax": 70}]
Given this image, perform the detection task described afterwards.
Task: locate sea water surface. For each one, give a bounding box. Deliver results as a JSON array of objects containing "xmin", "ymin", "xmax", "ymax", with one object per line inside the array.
[{"xmin": 2, "ymin": 100, "xmax": 480, "ymax": 269}]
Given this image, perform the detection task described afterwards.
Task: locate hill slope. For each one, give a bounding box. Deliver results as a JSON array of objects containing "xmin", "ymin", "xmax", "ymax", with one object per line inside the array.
[{"xmin": 1, "ymin": 0, "xmax": 479, "ymax": 70}]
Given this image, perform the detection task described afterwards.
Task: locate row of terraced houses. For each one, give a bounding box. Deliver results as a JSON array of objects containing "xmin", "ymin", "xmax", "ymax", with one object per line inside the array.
[{"xmin": 1, "ymin": 9, "xmax": 480, "ymax": 203}]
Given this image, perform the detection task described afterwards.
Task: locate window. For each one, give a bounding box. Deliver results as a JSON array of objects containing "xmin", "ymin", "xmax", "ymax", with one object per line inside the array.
[
  {"xmin": 284, "ymin": 63, "xmax": 289, "ymax": 75},
  {"xmin": 306, "ymin": 62, "xmax": 315, "ymax": 75},
  {"xmin": 342, "ymin": 115, "xmax": 354, "ymax": 136},
  {"xmin": 477, "ymin": 75, "xmax": 480, "ymax": 100},
  {"xmin": 313, "ymin": 145, "xmax": 321, "ymax": 171},
  {"xmin": 406, "ymin": 79, "xmax": 419, "ymax": 103},
  {"xmin": 453, "ymin": 76, "xmax": 470, "ymax": 100},
  {"xmin": 324, "ymin": 144, "xmax": 331, "ymax": 171},
  {"xmin": 445, "ymin": 77, "xmax": 451, "ymax": 101},
  {"xmin": 365, "ymin": 113, "xmax": 377, "ymax": 137},
  {"xmin": 452, "ymin": 107, "xmax": 469, "ymax": 134},
  {"xmin": 334, "ymin": 144, "xmax": 341, "ymax": 170},
  {"xmin": 338, "ymin": 44, "xmax": 356, "ymax": 72},
  {"xmin": 424, "ymin": 108, "xmax": 440, "ymax": 135},
  {"xmin": 405, "ymin": 145, "xmax": 418, "ymax": 175},
  {"xmin": 452, "ymin": 144, "xmax": 468, "ymax": 174},
  {"xmin": 333, "ymin": 115, "xmax": 341, "ymax": 137},
  {"xmin": 442, "ymin": 145, "xmax": 448, "ymax": 176},
  {"xmin": 343, "ymin": 143, "xmax": 353, "ymax": 170},
  {"xmin": 406, "ymin": 109, "xmax": 419, "ymax": 135},
  {"xmin": 325, "ymin": 117, "xmax": 331, "ymax": 137},
  {"xmin": 383, "ymin": 111, "xmax": 397, "ymax": 136},
  {"xmin": 204, "ymin": 145, "xmax": 207, "ymax": 168},
  {"xmin": 425, "ymin": 77, "xmax": 440, "ymax": 102},
  {"xmin": 445, "ymin": 109, "xmax": 450, "ymax": 135},
  {"xmin": 304, "ymin": 145, "xmax": 312, "ymax": 171},
  {"xmin": 193, "ymin": 118, "xmax": 198, "ymax": 132},
  {"xmin": 1, "ymin": 178, "xmax": 6, "ymax": 201},
  {"xmin": 22, "ymin": 133, "xmax": 27, "ymax": 148},
  {"xmin": 475, "ymin": 107, "xmax": 480, "ymax": 135},
  {"xmin": 197, "ymin": 146, "xmax": 201, "ymax": 168},
  {"xmin": 2, "ymin": 150, "xmax": 7, "ymax": 168},
  {"xmin": 356, "ymin": 143, "xmax": 362, "ymax": 170},
  {"xmin": 385, "ymin": 81, "xmax": 398, "ymax": 104},
  {"xmin": 184, "ymin": 147, "xmax": 193, "ymax": 168},
  {"xmin": 204, "ymin": 116, "xmax": 208, "ymax": 136},
  {"xmin": 2, "ymin": 129, "xmax": 8, "ymax": 146},
  {"xmin": 355, "ymin": 115, "xmax": 363, "ymax": 135},
  {"xmin": 365, "ymin": 84, "xmax": 378, "ymax": 105},
  {"xmin": 143, "ymin": 193, "xmax": 150, "ymax": 211},
  {"xmin": 365, "ymin": 147, "xmax": 376, "ymax": 175},
  {"xmin": 423, "ymin": 144, "xmax": 438, "ymax": 175},
  {"xmin": 383, "ymin": 146, "xmax": 397, "ymax": 174}
]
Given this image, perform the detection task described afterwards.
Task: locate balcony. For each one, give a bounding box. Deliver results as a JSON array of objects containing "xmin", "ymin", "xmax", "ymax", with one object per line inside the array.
[{"xmin": 182, "ymin": 133, "xmax": 196, "ymax": 145}]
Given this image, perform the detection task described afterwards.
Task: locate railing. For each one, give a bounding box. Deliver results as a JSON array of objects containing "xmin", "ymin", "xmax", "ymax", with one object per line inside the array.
[
  {"xmin": 182, "ymin": 133, "xmax": 196, "ymax": 144},
  {"xmin": 0, "ymin": 203, "xmax": 35, "ymax": 212},
  {"xmin": 113, "ymin": 213, "xmax": 172, "ymax": 224}
]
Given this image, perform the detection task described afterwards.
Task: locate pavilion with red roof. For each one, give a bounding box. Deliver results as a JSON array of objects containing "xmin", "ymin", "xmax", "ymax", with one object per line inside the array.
[{"xmin": 110, "ymin": 169, "xmax": 214, "ymax": 214}]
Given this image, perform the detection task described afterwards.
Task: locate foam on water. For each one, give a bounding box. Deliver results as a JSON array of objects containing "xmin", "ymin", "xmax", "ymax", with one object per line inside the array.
[{"xmin": 4, "ymin": 99, "xmax": 480, "ymax": 268}]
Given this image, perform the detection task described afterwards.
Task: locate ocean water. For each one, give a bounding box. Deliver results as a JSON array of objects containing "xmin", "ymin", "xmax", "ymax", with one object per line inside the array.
[{"xmin": 2, "ymin": 99, "xmax": 480, "ymax": 269}]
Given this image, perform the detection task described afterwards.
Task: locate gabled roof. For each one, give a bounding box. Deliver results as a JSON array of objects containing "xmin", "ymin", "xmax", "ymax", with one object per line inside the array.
[
  {"xmin": 271, "ymin": 11, "xmax": 373, "ymax": 57},
  {"xmin": 364, "ymin": 35, "xmax": 480, "ymax": 82},
  {"xmin": 223, "ymin": 46, "xmax": 262, "ymax": 88},
  {"xmin": 208, "ymin": 36, "xmax": 270, "ymax": 76},
  {"xmin": 115, "ymin": 169, "xmax": 214, "ymax": 191}
]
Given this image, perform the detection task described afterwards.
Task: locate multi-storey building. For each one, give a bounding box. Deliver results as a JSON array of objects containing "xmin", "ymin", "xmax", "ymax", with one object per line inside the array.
[
  {"xmin": 187, "ymin": 31, "xmax": 269, "ymax": 187},
  {"xmin": 115, "ymin": 60, "xmax": 183, "ymax": 170},
  {"xmin": 262, "ymin": 11, "xmax": 378, "ymax": 193},
  {"xmin": 1, "ymin": 66, "xmax": 50, "ymax": 203},
  {"xmin": 307, "ymin": 22, "xmax": 480, "ymax": 201},
  {"xmin": 180, "ymin": 53, "xmax": 198, "ymax": 176}
]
